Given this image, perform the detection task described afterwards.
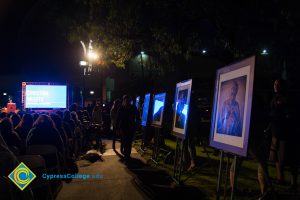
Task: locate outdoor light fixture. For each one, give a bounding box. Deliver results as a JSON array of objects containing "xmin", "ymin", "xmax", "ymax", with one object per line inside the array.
[
  {"xmin": 87, "ymin": 51, "xmax": 98, "ymax": 60},
  {"xmin": 102, "ymin": 104, "xmax": 105, "ymax": 107},
  {"xmin": 3, "ymin": 93, "xmax": 7, "ymax": 96},
  {"xmin": 141, "ymin": 51, "xmax": 144, "ymax": 55},
  {"xmin": 202, "ymin": 50, "xmax": 207, "ymax": 54},
  {"xmin": 261, "ymin": 49, "xmax": 269, "ymax": 55},
  {"xmin": 79, "ymin": 60, "xmax": 87, "ymax": 66},
  {"xmin": 90, "ymin": 91, "xmax": 94, "ymax": 95}
]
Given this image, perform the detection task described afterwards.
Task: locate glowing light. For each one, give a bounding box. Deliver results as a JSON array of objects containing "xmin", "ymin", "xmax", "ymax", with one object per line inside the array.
[
  {"xmin": 261, "ymin": 49, "xmax": 269, "ymax": 55},
  {"xmin": 202, "ymin": 50, "xmax": 207, "ymax": 54},
  {"xmin": 3, "ymin": 93, "xmax": 7, "ymax": 96},
  {"xmin": 102, "ymin": 104, "xmax": 105, "ymax": 107},
  {"xmin": 87, "ymin": 51, "xmax": 98, "ymax": 60},
  {"xmin": 90, "ymin": 91, "xmax": 94, "ymax": 95},
  {"xmin": 79, "ymin": 60, "xmax": 87, "ymax": 66},
  {"xmin": 141, "ymin": 51, "xmax": 144, "ymax": 55}
]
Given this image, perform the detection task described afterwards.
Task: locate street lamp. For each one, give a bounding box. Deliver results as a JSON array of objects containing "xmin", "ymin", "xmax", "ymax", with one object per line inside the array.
[
  {"xmin": 80, "ymin": 40, "xmax": 99, "ymax": 108},
  {"xmin": 261, "ymin": 49, "xmax": 269, "ymax": 55}
]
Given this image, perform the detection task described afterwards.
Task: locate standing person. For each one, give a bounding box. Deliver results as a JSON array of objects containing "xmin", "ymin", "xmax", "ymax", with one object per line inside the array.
[
  {"xmin": 269, "ymin": 79, "xmax": 289, "ymax": 185},
  {"xmin": 92, "ymin": 104, "xmax": 103, "ymax": 125},
  {"xmin": 87, "ymin": 103, "xmax": 93, "ymax": 118},
  {"xmin": 117, "ymin": 95, "xmax": 139, "ymax": 161},
  {"xmin": 110, "ymin": 99, "xmax": 121, "ymax": 150}
]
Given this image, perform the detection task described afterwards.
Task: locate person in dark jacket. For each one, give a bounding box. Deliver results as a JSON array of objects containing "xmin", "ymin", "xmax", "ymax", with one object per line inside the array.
[
  {"xmin": 26, "ymin": 114, "xmax": 65, "ymax": 166},
  {"xmin": 50, "ymin": 114, "xmax": 69, "ymax": 153},
  {"xmin": 0, "ymin": 118, "xmax": 23, "ymax": 153},
  {"xmin": 269, "ymin": 79, "xmax": 289, "ymax": 185},
  {"xmin": 116, "ymin": 95, "xmax": 139, "ymax": 161},
  {"xmin": 10, "ymin": 113, "xmax": 21, "ymax": 128},
  {"xmin": 110, "ymin": 99, "xmax": 121, "ymax": 150},
  {"xmin": 15, "ymin": 113, "xmax": 34, "ymax": 141}
]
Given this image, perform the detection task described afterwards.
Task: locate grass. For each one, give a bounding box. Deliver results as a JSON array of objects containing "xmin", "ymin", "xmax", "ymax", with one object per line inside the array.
[{"xmin": 133, "ymin": 138, "xmax": 299, "ymax": 200}]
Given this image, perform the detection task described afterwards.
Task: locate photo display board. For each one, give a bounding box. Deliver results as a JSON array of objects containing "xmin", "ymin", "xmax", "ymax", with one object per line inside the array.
[
  {"xmin": 209, "ymin": 56, "xmax": 255, "ymax": 157},
  {"xmin": 151, "ymin": 93, "xmax": 166, "ymax": 127},
  {"xmin": 141, "ymin": 93, "xmax": 151, "ymax": 127},
  {"xmin": 172, "ymin": 79, "xmax": 192, "ymax": 139}
]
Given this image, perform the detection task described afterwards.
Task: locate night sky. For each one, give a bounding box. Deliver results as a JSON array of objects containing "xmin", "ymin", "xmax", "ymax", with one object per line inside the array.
[
  {"xmin": 0, "ymin": 0, "xmax": 81, "ymax": 88},
  {"xmin": 1, "ymin": 0, "xmax": 299, "ymax": 95}
]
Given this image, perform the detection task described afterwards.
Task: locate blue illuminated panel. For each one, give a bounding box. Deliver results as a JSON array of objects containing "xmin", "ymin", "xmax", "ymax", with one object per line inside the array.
[
  {"xmin": 152, "ymin": 93, "xmax": 166, "ymax": 126},
  {"xmin": 141, "ymin": 94, "xmax": 150, "ymax": 126}
]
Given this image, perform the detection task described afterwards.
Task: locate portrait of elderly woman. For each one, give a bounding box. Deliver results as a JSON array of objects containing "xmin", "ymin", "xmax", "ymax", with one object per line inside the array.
[{"xmin": 217, "ymin": 76, "xmax": 247, "ymax": 137}]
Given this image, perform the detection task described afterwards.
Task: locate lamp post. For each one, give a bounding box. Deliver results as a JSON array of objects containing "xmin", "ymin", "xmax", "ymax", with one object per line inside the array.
[{"xmin": 80, "ymin": 40, "xmax": 99, "ymax": 108}]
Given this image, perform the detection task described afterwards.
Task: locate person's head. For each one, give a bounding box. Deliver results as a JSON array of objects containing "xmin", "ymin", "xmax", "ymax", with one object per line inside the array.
[
  {"xmin": 122, "ymin": 95, "xmax": 131, "ymax": 106},
  {"xmin": 273, "ymin": 79, "xmax": 286, "ymax": 94},
  {"xmin": 33, "ymin": 114, "xmax": 56, "ymax": 130},
  {"xmin": 32, "ymin": 113, "xmax": 39, "ymax": 122},
  {"xmin": 56, "ymin": 110, "xmax": 63, "ymax": 119},
  {"xmin": 0, "ymin": 118, "xmax": 14, "ymax": 134},
  {"xmin": 229, "ymin": 81, "xmax": 239, "ymax": 100},
  {"xmin": 0, "ymin": 112, "xmax": 7, "ymax": 119},
  {"xmin": 93, "ymin": 104, "xmax": 101, "ymax": 112},
  {"xmin": 69, "ymin": 103, "xmax": 78, "ymax": 112},
  {"xmin": 10, "ymin": 113, "xmax": 21, "ymax": 128},
  {"xmin": 63, "ymin": 110, "xmax": 71, "ymax": 121},
  {"xmin": 16, "ymin": 113, "xmax": 33, "ymax": 130},
  {"xmin": 50, "ymin": 113, "xmax": 62, "ymax": 129},
  {"xmin": 113, "ymin": 99, "xmax": 121, "ymax": 109}
]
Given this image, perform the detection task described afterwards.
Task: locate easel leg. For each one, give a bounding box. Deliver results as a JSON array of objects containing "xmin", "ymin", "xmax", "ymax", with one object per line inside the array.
[
  {"xmin": 230, "ymin": 156, "xmax": 237, "ymax": 200},
  {"xmin": 224, "ymin": 154, "xmax": 230, "ymax": 199},
  {"xmin": 173, "ymin": 138, "xmax": 184, "ymax": 184},
  {"xmin": 151, "ymin": 127, "xmax": 160, "ymax": 164},
  {"xmin": 139, "ymin": 127, "xmax": 146, "ymax": 154},
  {"xmin": 216, "ymin": 150, "xmax": 224, "ymax": 200},
  {"xmin": 178, "ymin": 139, "xmax": 185, "ymax": 183}
]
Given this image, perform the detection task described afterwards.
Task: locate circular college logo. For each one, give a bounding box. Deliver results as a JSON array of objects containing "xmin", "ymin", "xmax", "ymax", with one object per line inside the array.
[{"xmin": 8, "ymin": 162, "xmax": 36, "ymax": 191}]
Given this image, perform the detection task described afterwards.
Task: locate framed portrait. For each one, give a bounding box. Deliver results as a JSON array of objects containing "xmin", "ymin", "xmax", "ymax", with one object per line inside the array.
[
  {"xmin": 209, "ymin": 56, "xmax": 255, "ymax": 156},
  {"xmin": 141, "ymin": 93, "xmax": 151, "ymax": 127},
  {"xmin": 151, "ymin": 93, "xmax": 166, "ymax": 128},
  {"xmin": 172, "ymin": 79, "xmax": 192, "ymax": 139}
]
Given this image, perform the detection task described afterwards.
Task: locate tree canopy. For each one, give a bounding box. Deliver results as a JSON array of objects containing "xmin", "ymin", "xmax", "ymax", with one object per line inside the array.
[{"xmin": 54, "ymin": 0, "xmax": 299, "ymax": 78}]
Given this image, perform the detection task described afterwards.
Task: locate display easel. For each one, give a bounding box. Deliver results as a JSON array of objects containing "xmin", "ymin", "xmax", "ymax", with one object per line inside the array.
[
  {"xmin": 172, "ymin": 137, "xmax": 185, "ymax": 184},
  {"xmin": 150, "ymin": 126, "xmax": 160, "ymax": 164},
  {"xmin": 216, "ymin": 150, "xmax": 238, "ymax": 200}
]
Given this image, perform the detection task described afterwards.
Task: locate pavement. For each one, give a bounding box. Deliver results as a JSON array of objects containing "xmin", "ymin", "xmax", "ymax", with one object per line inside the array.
[
  {"xmin": 56, "ymin": 140, "xmax": 150, "ymax": 200},
  {"xmin": 56, "ymin": 139, "xmax": 206, "ymax": 200}
]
